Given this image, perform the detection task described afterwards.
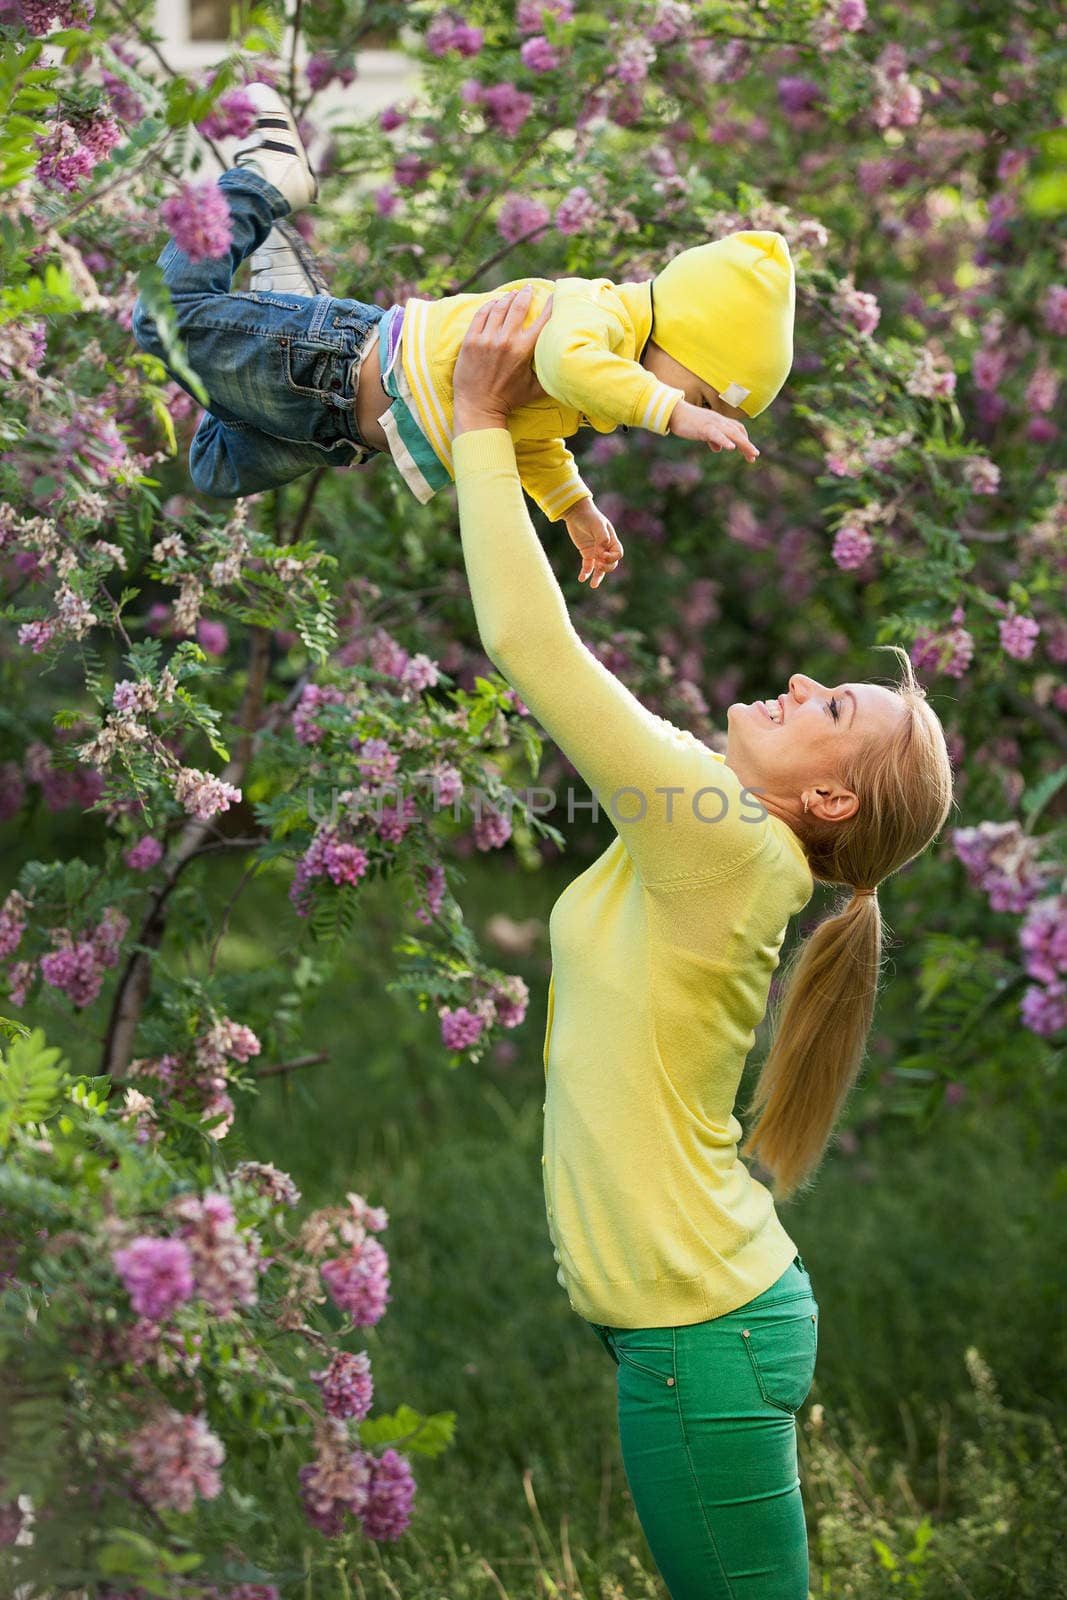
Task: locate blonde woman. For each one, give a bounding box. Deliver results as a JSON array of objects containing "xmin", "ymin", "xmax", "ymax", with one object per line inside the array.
[{"xmin": 448, "ymin": 286, "xmax": 954, "ymax": 1600}]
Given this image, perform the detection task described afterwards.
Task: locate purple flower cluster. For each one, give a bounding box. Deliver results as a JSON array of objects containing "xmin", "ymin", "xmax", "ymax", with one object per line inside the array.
[
  {"xmin": 425, "ymin": 12, "xmax": 483, "ymax": 56},
  {"xmin": 196, "ymin": 88, "xmax": 259, "ymax": 142},
  {"xmin": 234, "ymin": 1160, "xmax": 301, "ymax": 1207},
  {"xmin": 289, "ymin": 826, "xmax": 371, "ymax": 914},
  {"xmin": 311, "ymin": 1349, "xmax": 374, "ymax": 1419},
  {"xmin": 361, "ymin": 1448, "xmax": 416, "ymax": 1541},
  {"xmin": 411, "ymin": 861, "xmax": 447, "ymax": 925},
  {"xmin": 517, "ymin": 0, "xmax": 573, "ymax": 32},
  {"xmin": 497, "ymin": 193, "xmax": 551, "ymax": 243},
  {"xmin": 173, "ymin": 765, "xmax": 242, "ymax": 820},
  {"xmin": 439, "ymin": 1004, "xmax": 487, "ymax": 1052},
  {"xmin": 305, "ymin": 52, "xmax": 357, "ymax": 92},
  {"xmin": 293, "ymin": 682, "xmax": 347, "ymax": 746},
  {"xmin": 321, "ymin": 1235, "xmax": 391, "ymax": 1326},
  {"xmin": 0, "ymin": 890, "xmax": 29, "ymax": 960},
  {"xmin": 159, "ymin": 181, "xmax": 234, "ymax": 265},
  {"xmin": 1020, "ymin": 896, "xmax": 1067, "ymax": 1036},
  {"xmin": 953, "ymin": 821, "xmax": 1054, "ymax": 913},
  {"xmin": 111, "ymin": 1235, "xmax": 195, "ymax": 1321},
  {"xmin": 521, "ymin": 35, "xmax": 561, "ymax": 72},
  {"xmin": 473, "ymin": 806, "xmax": 513, "ymax": 850},
  {"xmin": 477, "ymin": 84, "xmax": 535, "ymax": 138},
  {"xmin": 911, "ymin": 614, "xmax": 975, "ymax": 679},
  {"xmin": 831, "ymin": 522, "xmax": 874, "ymax": 571},
  {"xmin": 554, "ymin": 185, "xmax": 598, "ymax": 235},
  {"xmin": 124, "ymin": 834, "xmax": 164, "ymax": 872},
  {"xmin": 125, "ymin": 1407, "xmax": 224, "ymax": 1514},
  {"xmin": 298, "ymin": 1420, "xmax": 372, "ymax": 1535},
  {"xmin": 39, "ymin": 906, "xmax": 129, "ymax": 1009},
  {"xmin": 998, "ymin": 612, "xmax": 1040, "ymax": 661},
  {"xmin": 19, "ymin": 0, "xmax": 94, "ymax": 33},
  {"xmin": 170, "ymin": 1192, "xmax": 261, "ymax": 1316}
]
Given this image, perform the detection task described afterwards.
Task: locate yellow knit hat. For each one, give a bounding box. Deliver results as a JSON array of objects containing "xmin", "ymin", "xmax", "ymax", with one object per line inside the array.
[{"xmin": 650, "ymin": 231, "xmax": 795, "ymax": 417}]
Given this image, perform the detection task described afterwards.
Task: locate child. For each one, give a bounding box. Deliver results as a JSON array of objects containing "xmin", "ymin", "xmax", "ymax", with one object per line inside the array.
[{"xmin": 132, "ymin": 84, "xmax": 795, "ymax": 587}]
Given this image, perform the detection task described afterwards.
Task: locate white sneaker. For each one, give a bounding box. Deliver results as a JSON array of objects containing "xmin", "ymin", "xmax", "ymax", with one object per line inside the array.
[
  {"xmin": 233, "ymin": 81, "xmax": 319, "ymax": 211},
  {"xmin": 248, "ymin": 216, "xmax": 329, "ymax": 296}
]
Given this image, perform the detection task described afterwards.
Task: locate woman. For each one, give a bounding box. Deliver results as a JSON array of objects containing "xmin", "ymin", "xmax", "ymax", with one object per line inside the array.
[{"xmin": 449, "ymin": 286, "xmax": 954, "ymax": 1599}]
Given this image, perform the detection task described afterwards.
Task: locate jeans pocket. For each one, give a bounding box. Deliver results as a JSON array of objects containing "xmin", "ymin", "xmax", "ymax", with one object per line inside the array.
[
  {"xmin": 742, "ymin": 1307, "xmax": 819, "ymax": 1414},
  {"xmin": 280, "ymin": 336, "xmax": 348, "ymax": 399},
  {"xmin": 609, "ymin": 1330, "xmax": 677, "ymax": 1390}
]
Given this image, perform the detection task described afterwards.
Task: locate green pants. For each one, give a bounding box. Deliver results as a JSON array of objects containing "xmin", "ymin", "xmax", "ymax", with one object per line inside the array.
[{"xmin": 587, "ymin": 1255, "xmax": 818, "ymax": 1599}]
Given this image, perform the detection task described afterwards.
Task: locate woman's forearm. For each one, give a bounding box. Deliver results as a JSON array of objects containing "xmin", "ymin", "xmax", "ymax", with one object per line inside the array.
[{"xmin": 453, "ymin": 400, "xmax": 509, "ymax": 437}]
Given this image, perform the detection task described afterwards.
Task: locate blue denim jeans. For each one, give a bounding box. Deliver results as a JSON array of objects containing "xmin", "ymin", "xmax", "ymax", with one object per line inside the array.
[
  {"xmin": 587, "ymin": 1253, "xmax": 819, "ymax": 1599},
  {"xmin": 131, "ymin": 167, "xmax": 386, "ymax": 498}
]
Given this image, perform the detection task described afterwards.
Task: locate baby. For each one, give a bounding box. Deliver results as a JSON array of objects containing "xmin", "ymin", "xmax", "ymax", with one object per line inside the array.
[{"xmin": 133, "ymin": 85, "xmax": 795, "ymax": 585}]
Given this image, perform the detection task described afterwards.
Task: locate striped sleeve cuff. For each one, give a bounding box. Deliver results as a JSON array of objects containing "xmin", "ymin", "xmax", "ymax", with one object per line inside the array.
[
  {"xmin": 542, "ymin": 478, "xmax": 590, "ymax": 521},
  {"xmin": 638, "ymin": 380, "xmax": 685, "ymax": 434}
]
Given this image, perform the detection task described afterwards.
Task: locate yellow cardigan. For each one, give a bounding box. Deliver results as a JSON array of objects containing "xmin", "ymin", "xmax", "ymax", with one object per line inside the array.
[
  {"xmin": 453, "ymin": 428, "xmax": 815, "ymax": 1329},
  {"xmin": 398, "ymin": 276, "xmax": 685, "ymax": 523}
]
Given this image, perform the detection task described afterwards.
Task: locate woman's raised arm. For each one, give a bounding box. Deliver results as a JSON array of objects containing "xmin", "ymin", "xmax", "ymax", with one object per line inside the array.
[{"xmin": 450, "ymin": 292, "xmax": 777, "ymax": 889}]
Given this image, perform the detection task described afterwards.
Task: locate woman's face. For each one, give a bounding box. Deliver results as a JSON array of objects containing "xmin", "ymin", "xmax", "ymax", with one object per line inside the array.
[{"xmin": 725, "ymin": 673, "xmax": 907, "ymax": 824}]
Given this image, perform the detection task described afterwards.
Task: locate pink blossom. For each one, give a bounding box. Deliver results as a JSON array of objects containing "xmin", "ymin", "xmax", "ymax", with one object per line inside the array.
[
  {"xmin": 521, "ymin": 35, "xmax": 561, "ymax": 72},
  {"xmin": 293, "ymin": 683, "xmax": 346, "ymax": 745},
  {"xmin": 1019, "ymin": 895, "xmax": 1067, "ymax": 985},
  {"xmin": 374, "ymin": 185, "xmax": 402, "ymax": 218},
  {"xmin": 369, "ymin": 628, "xmax": 410, "ymax": 677},
  {"xmin": 497, "ymin": 193, "xmax": 550, "ymax": 243},
  {"xmin": 374, "ymin": 793, "xmax": 418, "ymax": 844},
  {"xmin": 305, "ymin": 52, "xmax": 357, "ymax": 92},
  {"xmin": 953, "ymin": 821, "xmax": 1054, "ymax": 913},
  {"xmin": 906, "ymin": 346, "xmax": 957, "ymax": 400},
  {"xmin": 400, "ymin": 652, "xmax": 440, "ymax": 691},
  {"xmin": 777, "ymin": 76, "xmax": 823, "ymax": 116},
  {"xmin": 996, "ymin": 148, "xmax": 1028, "ymax": 182},
  {"xmin": 426, "ymin": 14, "xmax": 483, "ymax": 56},
  {"xmin": 1021, "ymin": 980, "xmax": 1067, "ymax": 1037},
  {"xmin": 439, "ymin": 1004, "xmax": 486, "ymax": 1051},
  {"xmin": 832, "ymin": 278, "xmax": 881, "ymax": 335},
  {"xmin": 159, "ymin": 180, "xmax": 234, "ymax": 265},
  {"xmin": 196, "ymin": 618, "xmax": 229, "ymax": 655},
  {"xmin": 311, "ymin": 1349, "xmax": 374, "ymax": 1420},
  {"xmin": 40, "ymin": 940, "xmax": 102, "ymax": 1008},
  {"xmin": 0, "ymin": 891, "xmax": 29, "ymax": 961},
  {"xmin": 124, "ymin": 834, "xmax": 164, "ymax": 872},
  {"xmin": 481, "ymin": 84, "xmax": 535, "ymax": 138},
  {"xmin": 910, "ymin": 621, "xmax": 974, "ymax": 679},
  {"xmin": 648, "ymin": 2, "xmax": 693, "ymax": 45},
  {"xmin": 831, "ymin": 523, "xmax": 874, "ymax": 570},
  {"xmin": 1042, "ymin": 285, "xmax": 1067, "ymax": 337},
  {"xmin": 125, "ymin": 1408, "xmax": 224, "ymax": 1513},
  {"xmin": 393, "ymin": 153, "xmax": 432, "ymax": 189},
  {"xmin": 972, "ymin": 345, "xmax": 1007, "ymax": 392},
  {"xmin": 614, "ymin": 36, "xmax": 656, "ymax": 85},
  {"xmin": 20, "ymin": 0, "xmax": 95, "ymax": 32},
  {"xmin": 379, "ymin": 103, "xmax": 407, "ymax": 132},
  {"xmin": 7, "ymin": 962, "xmax": 34, "ymax": 1008},
  {"xmin": 233, "ymin": 1160, "xmax": 301, "ymax": 1207},
  {"xmin": 173, "ymin": 765, "xmax": 242, "ymax": 820},
  {"xmin": 490, "ymin": 974, "xmax": 529, "ymax": 1029},
  {"xmin": 554, "ymin": 185, "xmax": 597, "ymax": 235},
  {"xmin": 412, "ymin": 861, "xmax": 447, "ymax": 925},
  {"xmin": 998, "ymin": 612, "xmax": 1040, "ymax": 661},
  {"xmin": 1025, "ymin": 359, "xmax": 1058, "ymax": 414},
  {"xmin": 299, "ymin": 1421, "xmax": 372, "ymax": 1536},
  {"xmin": 170, "ymin": 1191, "xmax": 261, "ymax": 1316},
  {"xmin": 33, "ymin": 121, "xmax": 95, "ymax": 192},
  {"xmin": 474, "ymin": 806, "xmax": 513, "ymax": 850},
  {"xmin": 321, "ymin": 1237, "xmax": 391, "ymax": 1326},
  {"xmin": 962, "ymin": 456, "xmax": 1000, "ymax": 494},
  {"xmin": 517, "ymin": 0, "xmax": 574, "ymax": 33},
  {"xmin": 196, "ymin": 88, "xmax": 258, "ymax": 141},
  {"xmin": 112, "ymin": 1235, "xmax": 195, "ymax": 1321},
  {"xmin": 361, "ymin": 1448, "xmax": 416, "ymax": 1541}
]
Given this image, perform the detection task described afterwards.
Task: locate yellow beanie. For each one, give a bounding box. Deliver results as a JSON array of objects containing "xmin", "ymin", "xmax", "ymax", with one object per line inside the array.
[{"xmin": 650, "ymin": 231, "xmax": 795, "ymax": 417}]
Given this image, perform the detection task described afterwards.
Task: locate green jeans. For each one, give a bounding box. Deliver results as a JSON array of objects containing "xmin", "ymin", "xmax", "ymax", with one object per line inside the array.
[{"xmin": 587, "ymin": 1254, "xmax": 819, "ymax": 1599}]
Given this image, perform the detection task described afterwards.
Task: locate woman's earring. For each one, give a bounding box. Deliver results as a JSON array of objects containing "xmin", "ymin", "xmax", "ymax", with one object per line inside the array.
[{"xmin": 803, "ymin": 796, "xmax": 809, "ymax": 813}]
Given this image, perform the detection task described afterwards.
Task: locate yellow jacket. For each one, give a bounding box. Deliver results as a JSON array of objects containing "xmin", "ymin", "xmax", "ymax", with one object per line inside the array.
[{"xmin": 397, "ymin": 276, "xmax": 686, "ymax": 522}]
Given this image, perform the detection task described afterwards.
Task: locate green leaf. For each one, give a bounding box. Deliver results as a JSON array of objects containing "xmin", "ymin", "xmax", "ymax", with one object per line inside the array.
[
  {"xmin": 132, "ymin": 265, "xmax": 210, "ymax": 407},
  {"xmin": 0, "ymin": 1028, "xmax": 68, "ymax": 1148},
  {"xmin": 359, "ymin": 1404, "xmax": 456, "ymax": 1458},
  {"xmin": 1021, "ymin": 765, "xmax": 1067, "ymax": 832}
]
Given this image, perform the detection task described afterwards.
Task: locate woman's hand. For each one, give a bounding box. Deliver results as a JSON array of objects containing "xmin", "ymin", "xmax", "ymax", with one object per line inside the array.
[{"xmin": 453, "ymin": 283, "xmax": 553, "ymax": 434}]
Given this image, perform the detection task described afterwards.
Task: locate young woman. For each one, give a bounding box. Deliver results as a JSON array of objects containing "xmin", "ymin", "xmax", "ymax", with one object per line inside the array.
[{"xmin": 448, "ymin": 286, "xmax": 954, "ymax": 1599}]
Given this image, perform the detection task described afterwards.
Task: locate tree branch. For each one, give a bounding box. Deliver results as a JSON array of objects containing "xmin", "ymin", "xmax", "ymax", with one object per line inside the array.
[{"xmin": 255, "ymin": 1051, "xmax": 330, "ymax": 1079}]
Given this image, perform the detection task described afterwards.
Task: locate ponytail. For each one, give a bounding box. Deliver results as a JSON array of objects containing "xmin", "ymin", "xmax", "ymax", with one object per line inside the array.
[{"xmin": 739, "ymin": 647, "xmax": 954, "ymax": 1200}]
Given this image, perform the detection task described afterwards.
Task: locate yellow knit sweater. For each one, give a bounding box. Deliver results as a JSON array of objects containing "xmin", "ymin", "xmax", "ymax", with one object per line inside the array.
[{"xmin": 453, "ymin": 429, "xmax": 815, "ymax": 1329}]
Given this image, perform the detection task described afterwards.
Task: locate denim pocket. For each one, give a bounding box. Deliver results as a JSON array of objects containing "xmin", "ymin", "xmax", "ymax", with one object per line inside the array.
[
  {"xmin": 742, "ymin": 1306, "xmax": 819, "ymax": 1413},
  {"xmin": 280, "ymin": 336, "xmax": 348, "ymax": 399}
]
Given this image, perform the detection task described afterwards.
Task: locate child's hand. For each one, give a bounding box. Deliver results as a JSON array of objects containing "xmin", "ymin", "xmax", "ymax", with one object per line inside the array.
[
  {"xmin": 667, "ymin": 399, "xmax": 760, "ymax": 463},
  {"xmin": 563, "ymin": 496, "xmax": 624, "ymax": 589}
]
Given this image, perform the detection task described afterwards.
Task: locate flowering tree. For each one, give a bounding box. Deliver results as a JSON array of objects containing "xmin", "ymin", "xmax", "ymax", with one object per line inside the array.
[{"xmin": 0, "ymin": 0, "xmax": 1064, "ymax": 1589}]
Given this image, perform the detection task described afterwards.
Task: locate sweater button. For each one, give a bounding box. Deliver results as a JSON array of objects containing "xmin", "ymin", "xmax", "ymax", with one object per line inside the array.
[
  {"xmin": 742, "ymin": 1329, "xmax": 750, "ymax": 1338},
  {"xmin": 666, "ymin": 1377, "xmax": 675, "ymax": 1387}
]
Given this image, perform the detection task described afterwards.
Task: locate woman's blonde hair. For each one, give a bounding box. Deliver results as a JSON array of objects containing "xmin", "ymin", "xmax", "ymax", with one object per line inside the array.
[{"xmin": 739, "ymin": 646, "xmax": 955, "ymax": 1200}]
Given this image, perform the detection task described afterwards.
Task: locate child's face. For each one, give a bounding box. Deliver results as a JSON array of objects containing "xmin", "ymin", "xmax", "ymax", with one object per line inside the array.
[{"xmin": 640, "ymin": 339, "xmax": 748, "ymax": 420}]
